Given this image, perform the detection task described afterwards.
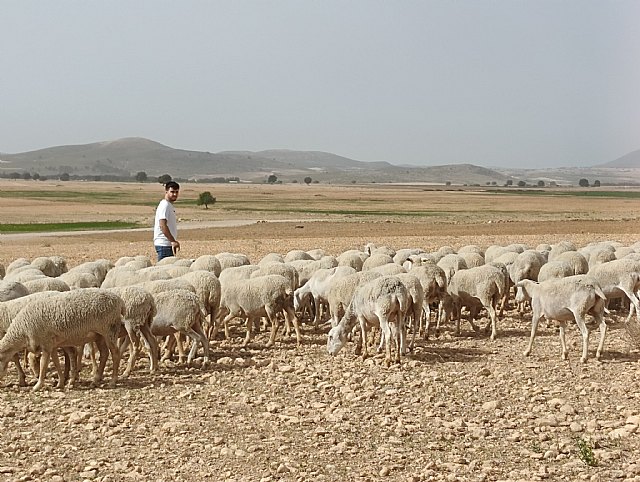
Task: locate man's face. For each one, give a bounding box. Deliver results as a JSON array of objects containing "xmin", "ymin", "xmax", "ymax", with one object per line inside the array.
[{"xmin": 165, "ymin": 187, "xmax": 179, "ymax": 203}]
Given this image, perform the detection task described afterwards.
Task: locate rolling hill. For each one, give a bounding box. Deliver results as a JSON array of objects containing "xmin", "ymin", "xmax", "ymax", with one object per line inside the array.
[{"xmin": 1, "ymin": 137, "xmax": 639, "ymax": 185}]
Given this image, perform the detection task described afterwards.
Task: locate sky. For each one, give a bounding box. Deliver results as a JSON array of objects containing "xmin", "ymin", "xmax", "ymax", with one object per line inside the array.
[{"xmin": 1, "ymin": 1, "xmax": 639, "ymax": 168}]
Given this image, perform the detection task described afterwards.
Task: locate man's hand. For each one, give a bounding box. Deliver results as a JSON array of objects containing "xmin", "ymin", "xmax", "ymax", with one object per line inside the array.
[{"xmin": 171, "ymin": 241, "xmax": 180, "ymax": 255}]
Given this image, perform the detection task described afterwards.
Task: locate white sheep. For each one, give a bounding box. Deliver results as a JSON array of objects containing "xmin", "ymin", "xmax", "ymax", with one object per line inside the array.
[
  {"xmin": 327, "ymin": 275, "xmax": 408, "ymax": 366},
  {"xmin": 516, "ymin": 276, "xmax": 607, "ymax": 363},
  {"xmin": 408, "ymin": 263, "xmax": 448, "ymax": 339},
  {"xmin": 537, "ymin": 260, "xmax": 575, "ymax": 282},
  {"xmin": 0, "ymin": 280, "xmax": 29, "ymax": 302},
  {"xmin": 216, "ymin": 252, "xmax": 251, "ymax": 271},
  {"xmin": 66, "ymin": 259, "xmax": 114, "ymax": 285},
  {"xmin": 0, "ymin": 288, "xmax": 124, "ymax": 390},
  {"xmin": 4, "ymin": 267, "xmax": 47, "ymax": 283},
  {"xmin": 5, "ymin": 258, "xmax": 31, "ymax": 275},
  {"xmin": 436, "ymin": 253, "xmax": 468, "ymax": 283},
  {"xmin": 258, "ymin": 252, "xmax": 285, "ymax": 265},
  {"xmin": 447, "ymin": 264, "xmax": 506, "ymax": 340},
  {"xmin": 101, "ymin": 265, "xmax": 172, "ymax": 288},
  {"xmin": 22, "ymin": 277, "xmax": 70, "ymax": 294},
  {"xmin": 587, "ymin": 259, "xmax": 640, "ymax": 321},
  {"xmin": 326, "ymin": 271, "xmax": 383, "ymax": 327},
  {"xmin": 554, "ymin": 251, "xmax": 589, "ymax": 275},
  {"xmin": 151, "ymin": 289, "xmax": 209, "ymax": 367},
  {"xmin": 336, "ymin": 249, "xmax": 367, "ymax": 271},
  {"xmin": 369, "ymin": 263, "xmax": 406, "ymax": 276},
  {"xmin": 284, "ymin": 250, "xmax": 314, "ymax": 262},
  {"xmin": 362, "ymin": 253, "xmax": 394, "ymax": 271},
  {"xmin": 189, "ymin": 255, "xmax": 222, "ymax": 277},
  {"xmin": 0, "ymin": 291, "xmax": 63, "ymax": 386},
  {"xmin": 58, "ymin": 271, "xmax": 100, "ymax": 289},
  {"xmin": 394, "ymin": 273, "xmax": 425, "ymax": 350},
  {"xmin": 179, "ymin": 270, "xmax": 222, "ymax": 339},
  {"xmin": 548, "ymin": 240, "xmax": 577, "ymax": 261},
  {"xmin": 106, "ymin": 286, "xmax": 159, "ymax": 377},
  {"xmin": 31, "ymin": 256, "xmax": 68, "ymax": 277},
  {"xmin": 219, "ymin": 274, "xmax": 300, "ymax": 347}
]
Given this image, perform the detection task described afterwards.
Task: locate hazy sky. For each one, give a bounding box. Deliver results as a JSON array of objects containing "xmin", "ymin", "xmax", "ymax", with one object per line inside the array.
[{"xmin": 2, "ymin": 1, "xmax": 639, "ymax": 168}]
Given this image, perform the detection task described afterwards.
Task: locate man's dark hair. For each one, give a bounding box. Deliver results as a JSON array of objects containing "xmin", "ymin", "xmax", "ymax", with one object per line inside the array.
[{"xmin": 164, "ymin": 181, "xmax": 180, "ymax": 190}]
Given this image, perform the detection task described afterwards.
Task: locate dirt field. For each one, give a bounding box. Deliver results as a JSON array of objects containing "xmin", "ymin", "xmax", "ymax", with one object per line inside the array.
[{"xmin": 1, "ymin": 182, "xmax": 640, "ymax": 481}]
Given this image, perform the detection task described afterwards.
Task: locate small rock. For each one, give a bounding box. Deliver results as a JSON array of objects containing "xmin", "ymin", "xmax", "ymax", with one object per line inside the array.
[
  {"xmin": 482, "ymin": 400, "xmax": 501, "ymax": 411},
  {"xmin": 570, "ymin": 422, "xmax": 584, "ymax": 433},
  {"xmin": 379, "ymin": 466, "xmax": 390, "ymax": 476},
  {"xmin": 216, "ymin": 357, "xmax": 234, "ymax": 366},
  {"xmin": 560, "ymin": 404, "xmax": 577, "ymax": 415},
  {"xmin": 68, "ymin": 411, "xmax": 90, "ymax": 424},
  {"xmin": 278, "ymin": 365, "xmax": 294, "ymax": 373}
]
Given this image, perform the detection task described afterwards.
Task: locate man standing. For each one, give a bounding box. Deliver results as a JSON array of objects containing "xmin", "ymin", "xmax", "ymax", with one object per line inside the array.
[{"xmin": 154, "ymin": 181, "xmax": 180, "ymax": 261}]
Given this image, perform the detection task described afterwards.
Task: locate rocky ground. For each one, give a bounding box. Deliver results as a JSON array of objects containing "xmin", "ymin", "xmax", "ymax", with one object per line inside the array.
[{"xmin": 1, "ymin": 220, "xmax": 640, "ymax": 482}]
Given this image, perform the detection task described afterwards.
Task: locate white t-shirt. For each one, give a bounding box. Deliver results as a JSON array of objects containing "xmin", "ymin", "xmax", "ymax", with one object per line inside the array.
[{"xmin": 153, "ymin": 199, "xmax": 177, "ymax": 246}]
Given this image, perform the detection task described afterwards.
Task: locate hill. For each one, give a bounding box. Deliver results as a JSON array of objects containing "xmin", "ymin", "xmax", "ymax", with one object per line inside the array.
[
  {"xmin": 0, "ymin": 137, "xmax": 512, "ymax": 185},
  {"xmin": 598, "ymin": 149, "xmax": 640, "ymax": 168}
]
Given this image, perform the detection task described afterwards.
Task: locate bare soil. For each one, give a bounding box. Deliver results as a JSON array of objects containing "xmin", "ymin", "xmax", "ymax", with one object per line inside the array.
[{"xmin": 1, "ymin": 183, "xmax": 640, "ymax": 481}]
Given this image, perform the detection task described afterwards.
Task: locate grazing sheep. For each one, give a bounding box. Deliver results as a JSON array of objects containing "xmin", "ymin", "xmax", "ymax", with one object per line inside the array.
[
  {"xmin": 394, "ymin": 273, "xmax": 425, "ymax": 350},
  {"xmin": 306, "ymin": 248, "xmax": 327, "ymax": 260},
  {"xmin": 219, "ymin": 275, "xmax": 300, "ymax": 347},
  {"xmin": 362, "ymin": 253, "xmax": 394, "ymax": 271},
  {"xmin": 457, "ymin": 244, "xmax": 484, "ymax": 256},
  {"xmin": 326, "ymin": 271, "xmax": 383, "ymax": 327},
  {"xmin": 5, "ymin": 258, "xmax": 31, "ymax": 275},
  {"xmin": 259, "ymin": 253, "xmax": 285, "ymax": 265},
  {"xmin": 284, "ymin": 250, "xmax": 315, "ymax": 262},
  {"xmin": 369, "ymin": 263, "xmax": 406, "ymax": 276},
  {"xmin": 31, "ymin": 256, "xmax": 68, "ymax": 277},
  {"xmin": 218, "ymin": 265, "xmax": 261, "ymax": 286},
  {"xmin": 336, "ymin": 250, "xmax": 367, "ymax": 271},
  {"xmin": 58, "ymin": 271, "xmax": 100, "ymax": 289},
  {"xmin": 408, "ymin": 264, "xmax": 448, "ymax": 339},
  {"xmin": 151, "ymin": 289, "xmax": 209, "ymax": 367},
  {"xmin": 139, "ymin": 278, "xmax": 197, "ymax": 296},
  {"xmin": 458, "ymin": 252, "xmax": 485, "ymax": 269},
  {"xmin": 189, "ymin": 255, "xmax": 222, "ymax": 277},
  {"xmin": 22, "ymin": 277, "xmax": 70, "ymax": 294},
  {"xmin": 101, "ymin": 265, "xmax": 172, "ymax": 288},
  {"xmin": 251, "ymin": 263, "xmax": 299, "ymax": 291},
  {"xmin": 364, "ymin": 243, "xmax": 395, "ymax": 258},
  {"xmin": 537, "ymin": 260, "xmax": 575, "ymax": 282},
  {"xmin": 0, "ymin": 288, "xmax": 124, "ymax": 390},
  {"xmin": 393, "ymin": 248, "xmax": 426, "ymax": 266},
  {"xmin": 289, "ymin": 257, "xmax": 338, "ymax": 286},
  {"xmin": 0, "ymin": 280, "xmax": 29, "ymax": 302},
  {"xmin": 0, "ymin": 291, "xmax": 63, "ymax": 386},
  {"xmin": 509, "ymin": 250, "xmax": 546, "ymax": 311},
  {"xmin": 216, "ymin": 252, "xmax": 251, "ymax": 271},
  {"xmin": 4, "ymin": 267, "xmax": 47, "ymax": 283},
  {"xmin": 548, "ymin": 240, "xmax": 577, "ymax": 261},
  {"xmin": 587, "ymin": 259, "xmax": 640, "ymax": 321},
  {"xmin": 327, "ymin": 275, "xmax": 408, "ymax": 366},
  {"xmin": 66, "ymin": 259, "xmax": 114, "ymax": 285},
  {"xmin": 179, "ymin": 270, "xmax": 222, "ymax": 339},
  {"xmin": 516, "ymin": 276, "xmax": 607, "ymax": 363},
  {"xmin": 447, "ymin": 264, "xmax": 506, "ymax": 340},
  {"xmin": 107, "ymin": 286, "xmax": 159, "ymax": 377},
  {"xmin": 436, "ymin": 254, "xmax": 468, "ymax": 283},
  {"xmin": 294, "ymin": 266, "xmax": 355, "ymax": 328},
  {"xmin": 554, "ymin": 251, "xmax": 589, "ymax": 275}
]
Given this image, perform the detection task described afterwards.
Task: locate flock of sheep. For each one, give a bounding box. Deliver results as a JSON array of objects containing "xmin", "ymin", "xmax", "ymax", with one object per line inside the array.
[{"xmin": 1, "ymin": 238, "xmax": 639, "ymax": 391}]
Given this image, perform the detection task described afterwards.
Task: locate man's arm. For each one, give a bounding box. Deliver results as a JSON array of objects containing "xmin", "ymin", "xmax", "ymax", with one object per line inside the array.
[{"xmin": 158, "ymin": 219, "xmax": 180, "ymax": 254}]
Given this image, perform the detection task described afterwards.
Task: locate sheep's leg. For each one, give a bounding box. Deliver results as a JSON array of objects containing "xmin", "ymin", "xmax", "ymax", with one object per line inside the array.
[
  {"xmin": 284, "ymin": 305, "xmax": 302, "ymax": 347},
  {"xmin": 139, "ymin": 325, "xmax": 159, "ymax": 373},
  {"xmin": 621, "ymin": 288, "xmax": 640, "ymax": 322},
  {"xmin": 12, "ymin": 353, "xmax": 27, "ymax": 387},
  {"xmin": 523, "ymin": 312, "xmax": 541, "ymax": 357},
  {"xmin": 358, "ymin": 316, "xmax": 369, "ymax": 360},
  {"xmin": 573, "ymin": 314, "xmax": 590, "ymax": 363},
  {"xmin": 242, "ymin": 315, "xmax": 255, "ymax": 347},
  {"xmin": 104, "ymin": 335, "xmax": 121, "ymax": 388},
  {"xmin": 486, "ymin": 301, "xmax": 499, "ymax": 341},
  {"xmin": 161, "ymin": 335, "xmax": 176, "ymax": 362},
  {"xmin": 380, "ymin": 318, "xmax": 392, "ymax": 367},
  {"xmin": 33, "ymin": 350, "xmax": 51, "ymax": 392},
  {"xmin": 92, "ymin": 338, "xmax": 109, "ymax": 386},
  {"xmin": 265, "ymin": 306, "xmax": 280, "ymax": 348},
  {"xmin": 558, "ymin": 320, "xmax": 569, "ymax": 360},
  {"xmin": 121, "ymin": 324, "xmax": 140, "ymax": 378},
  {"xmin": 51, "ymin": 351, "xmax": 66, "ymax": 389},
  {"xmin": 185, "ymin": 320, "xmax": 209, "ymax": 367},
  {"xmin": 594, "ymin": 312, "xmax": 607, "ymax": 360},
  {"xmin": 174, "ymin": 333, "xmax": 187, "ymax": 364},
  {"xmin": 67, "ymin": 346, "xmax": 79, "ymax": 388}
]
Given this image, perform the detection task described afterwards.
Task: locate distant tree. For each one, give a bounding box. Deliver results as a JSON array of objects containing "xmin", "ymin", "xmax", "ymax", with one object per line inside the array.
[
  {"xmin": 267, "ymin": 174, "xmax": 278, "ymax": 184},
  {"xmin": 505, "ymin": 179, "xmax": 513, "ymax": 186},
  {"xmin": 537, "ymin": 180, "xmax": 545, "ymax": 187},
  {"xmin": 9, "ymin": 172, "xmax": 20, "ymax": 179},
  {"xmin": 593, "ymin": 179, "xmax": 601, "ymax": 187},
  {"xmin": 304, "ymin": 176, "xmax": 312, "ymax": 185},
  {"xmin": 158, "ymin": 174, "xmax": 172, "ymax": 184},
  {"xmin": 196, "ymin": 191, "xmax": 216, "ymax": 209},
  {"xmin": 22, "ymin": 172, "xmax": 31, "ymax": 180},
  {"xmin": 517, "ymin": 180, "xmax": 526, "ymax": 187},
  {"xmin": 549, "ymin": 181, "xmax": 557, "ymax": 187},
  {"xmin": 40, "ymin": 175, "xmax": 48, "ymax": 181},
  {"xmin": 60, "ymin": 172, "xmax": 70, "ymax": 181},
  {"xmin": 32, "ymin": 172, "xmax": 40, "ymax": 180},
  {"xmin": 445, "ymin": 181, "xmax": 451, "ymax": 186},
  {"xmin": 578, "ymin": 178, "xmax": 589, "ymax": 187},
  {"xmin": 491, "ymin": 181, "xmax": 497, "ymax": 185},
  {"xmin": 135, "ymin": 171, "xmax": 148, "ymax": 182},
  {"xmin": 486, "ymin": 181, "xmax": 491, "ymax": 186}
]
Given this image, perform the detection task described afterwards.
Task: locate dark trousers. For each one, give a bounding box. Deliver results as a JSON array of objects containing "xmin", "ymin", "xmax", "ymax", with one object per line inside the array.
[{"xmin": 155, "ymin": 245, "xmax": 174, "ymax": 261}]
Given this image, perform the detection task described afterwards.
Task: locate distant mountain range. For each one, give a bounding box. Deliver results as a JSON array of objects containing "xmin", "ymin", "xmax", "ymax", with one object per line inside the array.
[{"xmin": 1, "ymin": 137, "xmax": 639, "ymax": 185}]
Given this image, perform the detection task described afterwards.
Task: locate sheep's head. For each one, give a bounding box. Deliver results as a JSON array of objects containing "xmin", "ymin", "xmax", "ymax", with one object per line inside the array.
[{"xmin": 326, "ymin": 324, "xmax": 347, "ymax": 356}]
